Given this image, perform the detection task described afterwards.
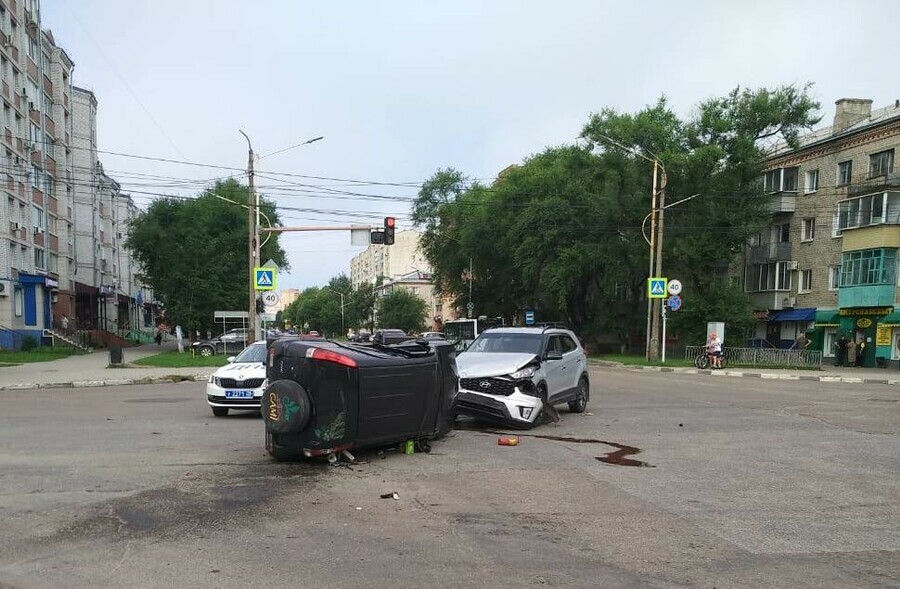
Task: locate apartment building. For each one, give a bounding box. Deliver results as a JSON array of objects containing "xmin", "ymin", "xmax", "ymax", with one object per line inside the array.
[
  {"xmin": 0, "ymin": 0, "xmax": 154, "ymax": 348},
  {"xmin": 748, "ymin": 97, "xmax": 900, "ymax": 367},
  {"xmin": 349, "ymin": 229, "xmax": 430, "ymax": 287},
  {"xmin": 0, "ymin": 0, "xmax": 77, "ymax": 346}
]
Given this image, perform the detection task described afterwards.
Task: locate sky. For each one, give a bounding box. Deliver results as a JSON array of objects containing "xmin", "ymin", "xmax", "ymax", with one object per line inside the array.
[{"xmin": 41, "ymin": 0, "xmax": 900, "ymax": 291}]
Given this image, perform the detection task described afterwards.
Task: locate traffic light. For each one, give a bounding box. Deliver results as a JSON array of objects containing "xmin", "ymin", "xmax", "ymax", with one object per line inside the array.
[
  {"xmin": 370, "ymin": 230, "xmax": 385, "ymax": 244},
  {"xmin": 255, "ymin": 297, "xmax": 265, "ymax": 315},
  {"xmin": 384, "ymin": 216, "xmax": 396, "ymax": 245}
]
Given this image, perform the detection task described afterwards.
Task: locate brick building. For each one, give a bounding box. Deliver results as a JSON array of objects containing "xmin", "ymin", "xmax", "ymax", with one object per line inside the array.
[{"xmin": 748, "ymin": 97, "xmax": 900, "ymax": 367}]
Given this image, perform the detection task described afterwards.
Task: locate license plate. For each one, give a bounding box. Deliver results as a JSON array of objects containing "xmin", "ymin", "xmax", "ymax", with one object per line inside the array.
[{"xmin": 225, "ymin": 390, "xmax": 254, "ymax": 399}]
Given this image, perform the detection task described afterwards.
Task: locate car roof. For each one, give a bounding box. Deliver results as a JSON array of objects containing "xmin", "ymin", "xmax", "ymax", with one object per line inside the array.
[{"xmin": 480, "ymin": 327, "xmax": 572, "ymax": 336}]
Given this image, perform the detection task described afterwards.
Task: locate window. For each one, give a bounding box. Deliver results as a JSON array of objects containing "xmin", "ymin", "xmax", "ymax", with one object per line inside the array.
[
  {"xmin": 33, "ymin": 247, "xmax": 44, "ymax": 269},
  {"xmin": 837, "ymin": 160, "xmax": 853, "ymax": 186},
  {"xmin": 30, "ymin": 164, "xmax": 40, "ymax": 188},
  {"xmin": 744, "ymin": 261, "xmax": 793, "ymax": 292},
  {"xmin": 804, "ymin": 169, "xmax": 819, "ymax": 193},
  {"xmin": 869, "ymin": 149, "xmax": 894, "ymax": 178},
  {"xmin": 776, "ymin": 223, "xmax": 790, "ymax": 243},
  {"xmin": 782, "ymin": 167, "xmax": 799, "ymax": 192},
  {"xmin": 834, "ymin": 192, "xmax": 892, "ymax": 233},
  {"xmin": 32, "ymin": 204, "xmax": 43, "ymax": 230},
  {"xmin": 42, "ymin": 52, "xmax": 51, "ymax": 76},
  {"xmin": 748, "ymin": 232, "xmax": 760, "ymax": 247},
  {"xmin": 48, "ymin": 253, "xmax": 58, "ymax": 273},
  {"xmin": 829, "ymin": 266, "xmax": 840, "ymax": 291},
  {"xmin": 762, "ymin": 167, "xmax": 800, "ymax": 193},
  {"xmin": 800, "ymin": 269, "xmax": 812, "ymax": 293},
  {"xmin": 802, "ymin": 218, "xmax": 815, "ymax": 241},
  {"xmin": 561, "ymin": 335, "xmax": 579, "ymax": 354},
  {"xmin": 840, "ymin": 248, "xmax": 897, "ymax": 287},
  {"xmin": 14, "ymin": 286, "xmax": 22, "ymax": 316},
  {"xmin": 26, "ymin": 34, "xmax": 37, "ymax": 60},
  {"xmin": 42, "ymin": 93, "xmax": 51, "ymax": 114}
]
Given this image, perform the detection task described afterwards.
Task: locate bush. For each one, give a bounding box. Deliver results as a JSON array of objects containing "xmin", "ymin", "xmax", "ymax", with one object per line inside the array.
[{"xmin": 21, "ymin": 335, "xmax": 39, "ymax": 351}]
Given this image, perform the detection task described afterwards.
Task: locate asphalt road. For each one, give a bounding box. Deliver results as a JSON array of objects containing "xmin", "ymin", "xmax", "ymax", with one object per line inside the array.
[{"xmin": 1, "ymin": 368, "xmax": 898, "ymax": 588}]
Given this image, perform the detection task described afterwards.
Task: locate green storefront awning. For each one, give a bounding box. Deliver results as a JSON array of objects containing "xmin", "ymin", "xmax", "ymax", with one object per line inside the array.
[
  {"xmin": 880, "ymin": 312, "xmax": 900, "ymax": 325},
  {"xmin": 814, "ymin": 310, "xmax": 840, "ymax": 327}
]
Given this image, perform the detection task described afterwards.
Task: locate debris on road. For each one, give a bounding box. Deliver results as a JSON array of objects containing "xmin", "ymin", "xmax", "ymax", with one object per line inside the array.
[
  {"xmin": 380, "ymin": 492, "xmax": 400, "ymax": 500},
  {"xmin": 498, "ymin": 436, "xmax": 520, "ymax": 446}
]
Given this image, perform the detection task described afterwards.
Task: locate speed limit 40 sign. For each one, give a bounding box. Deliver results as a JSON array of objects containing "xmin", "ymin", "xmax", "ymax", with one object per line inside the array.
[{"xmin": 262, "ymin": 291, "xmax": 280, "ymax": 308}]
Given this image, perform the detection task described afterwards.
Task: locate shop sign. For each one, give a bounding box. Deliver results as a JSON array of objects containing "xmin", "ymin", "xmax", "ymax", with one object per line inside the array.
[{"xmin": 838, "ymin": 307, "xmax": 893, "ymax": 317}]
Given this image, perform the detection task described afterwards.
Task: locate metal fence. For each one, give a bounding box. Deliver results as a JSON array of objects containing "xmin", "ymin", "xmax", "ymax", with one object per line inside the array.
[{"xmin": 684, "ymin": 345, "xmax": 823, "ymax": 369}]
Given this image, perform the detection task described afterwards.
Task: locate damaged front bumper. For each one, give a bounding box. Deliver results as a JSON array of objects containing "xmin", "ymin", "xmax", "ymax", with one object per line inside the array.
[{"xmin": 456, "ymin": 386, "xmax": 542, "ymax": 428}]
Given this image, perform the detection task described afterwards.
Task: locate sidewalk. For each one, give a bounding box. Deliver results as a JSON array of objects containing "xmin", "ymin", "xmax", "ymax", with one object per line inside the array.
[
  {"xmin": 591, "ymin": 359, "xmax": 900, "ymax": 385},
  {"xmin": 0, "ymin": 340, "xmax": 218, "ymax": 391}
]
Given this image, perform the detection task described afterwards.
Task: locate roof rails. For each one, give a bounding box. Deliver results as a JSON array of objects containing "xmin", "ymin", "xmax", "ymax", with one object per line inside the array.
[{"xmin": 537, "ymin": 322, "xmax": 568, "ymax": 332}]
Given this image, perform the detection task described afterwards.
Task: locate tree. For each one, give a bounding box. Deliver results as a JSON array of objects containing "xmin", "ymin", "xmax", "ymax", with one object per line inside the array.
[
  {"xmin": 347, "ymin": 281, "xmax": 376, "ymax": 330},
  {"xmin": 126, "ymin": 179, "xmax": 287, "ymax": 332},
  {"xmin": 413, "ymin": 84, "xmax": 821, "ymax": 350},
  {"xmin": 378, "ymin": 289, "xmax": 427, "ymax": 333}
]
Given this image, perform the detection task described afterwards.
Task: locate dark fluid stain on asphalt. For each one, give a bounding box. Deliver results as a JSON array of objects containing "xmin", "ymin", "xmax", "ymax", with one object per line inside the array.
[{"xmin": 454, "ymin": 418, "xmax": 654, "ymax": 467}]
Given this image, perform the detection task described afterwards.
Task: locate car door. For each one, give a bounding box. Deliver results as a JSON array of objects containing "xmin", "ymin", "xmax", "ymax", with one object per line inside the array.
[
  {"xmin": 560, "ymin": 334, "xmax": 584, "ymax": 392},
  {"xmin": 543, "ymin": 335, "xmax": 567, "ymax": 400}
]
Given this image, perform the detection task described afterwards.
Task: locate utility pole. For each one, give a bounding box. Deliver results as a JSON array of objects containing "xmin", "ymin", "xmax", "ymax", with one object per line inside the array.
[
  {"xmin": 468, "ymin": 256, "xmax": 473, "ymax": 318},
  {"xmin": 650, "ymin": 166, "xmax": 668, "ymax": 361},
  {"xmin": 240, "ymin": 130, "xmax": 257, "ymax": 344},
  {"xmin": 645, "ymin": 161, "xmax": 659, "ymax": 361}
]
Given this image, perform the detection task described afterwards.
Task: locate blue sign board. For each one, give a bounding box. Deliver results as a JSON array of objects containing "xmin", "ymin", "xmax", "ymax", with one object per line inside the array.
[
  {"xmin": 525, "ymin": 310, "xmax": 535, "ymax": 325},
  {"xmin": 648, "ymin": 277, "xmax": 667, "ymax": 299},
  {"xmin": 667, "ymin": 295, "xmax": 682, "ymax": 311},
  {"xmin": 254, "ymin": 267, "xmax": 276, "ymax": 291}
]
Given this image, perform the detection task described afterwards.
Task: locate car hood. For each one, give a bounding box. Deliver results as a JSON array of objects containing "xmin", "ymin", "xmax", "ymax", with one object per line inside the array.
[
  {"xmin": 456, "ymin": 352, "xmax": 538, "ymax": 378},
  {"xmin": 212, "ymin": 361, "xmax": 266, "ymax": 379}
]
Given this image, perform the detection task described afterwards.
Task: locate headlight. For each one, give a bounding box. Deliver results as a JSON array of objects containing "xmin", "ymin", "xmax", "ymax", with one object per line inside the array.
[{"xmin": 509, "ymin": 366, "xmax": 536, "ymax": 380}]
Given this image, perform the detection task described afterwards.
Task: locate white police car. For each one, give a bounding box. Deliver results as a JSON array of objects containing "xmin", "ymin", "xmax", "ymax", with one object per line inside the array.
[{"xmin": 206, "ymin": 341, "xmax": 267, "ymax": 417}]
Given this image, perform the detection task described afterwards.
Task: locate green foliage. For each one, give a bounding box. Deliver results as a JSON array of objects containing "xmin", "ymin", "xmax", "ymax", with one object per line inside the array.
[
  {"xmin": 125, "ymin": 179, "xmax": 288, "ymax": 333},
  {"xmin": 414, "ymin": 85, "xmax": 820, "ymax": 349},
  {"xmin": 20, "ymin": 335, "xmax": 38, "ymax": 351},
  {"xmin": 378, "ymin": 289, "xmax": 427, "ymax": 333},
  {"xmin": 0, "ymin": 347, "xmax": 83, "ymax": 363},
  {"xmin": 283, "ymin": 274, "xmax": 377, "ymax": 335},
  {"xmin": 133, "ymin": 351, "xmax": 229, "ymax": 368}
]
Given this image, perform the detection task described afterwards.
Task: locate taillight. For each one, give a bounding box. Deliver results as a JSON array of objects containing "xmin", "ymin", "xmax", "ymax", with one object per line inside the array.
[
  {"xmin": 268, "ymin": 346, "xmax": 275, "ymax": 368},
  {"xmin": 310, "ymin": 348, "xmax": 357, "ymax": 368}
]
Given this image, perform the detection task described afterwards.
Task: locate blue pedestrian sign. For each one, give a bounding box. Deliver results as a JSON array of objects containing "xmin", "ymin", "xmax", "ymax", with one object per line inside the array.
[
  {"xmin": 254, "ymin": 267, "xmax": 276, "ymax": 291},
  {"xmin": 525, "ymin": 310, "xmax": 535, "ymax": 325},
  {"xmin": 667, "ymin": 295, "xmax": 682, "ymax": 311},
  {"xmin": 647, "ymin": 277, "xmax": 667, "ymax": 299}
]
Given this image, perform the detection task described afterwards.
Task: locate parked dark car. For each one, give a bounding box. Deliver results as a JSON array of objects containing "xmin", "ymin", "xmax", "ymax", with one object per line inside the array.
[
  {"xmin": 192, "ymin": 328, "xmax": 249, "ymax": 357},
  {"xmin": 372, "ymin": 329, "xmax": 413, "ymax": 346},
  {"xmin": 261, "ymin": 338, "xmax": 458, "ymax": 461}
]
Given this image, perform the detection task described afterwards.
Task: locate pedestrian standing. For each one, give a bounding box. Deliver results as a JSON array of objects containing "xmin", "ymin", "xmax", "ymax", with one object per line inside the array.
[
  {"xmin": 175, "ymin": 324, "xmax": 184, "ymax": 353},
  {"xmin": 60, "ymin": 314, "xmax": 69, "ymax": 334},
  {"xmin": 857, "ymin": 339, "xmax": 866, "ymax": 368},
  {"xmin": 835, "ymin": 335, "xmax": 848, "ymax": 367},
  {"xmin": 846, "ymin": 338, "xmax": 857, "ymax": 367},
  {"xmin": 154, "ymin": 328, "xmax": 163, "ymax": 346}
]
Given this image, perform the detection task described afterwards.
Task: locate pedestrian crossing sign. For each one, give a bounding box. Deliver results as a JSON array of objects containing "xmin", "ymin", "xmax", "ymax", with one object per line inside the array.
[
  {"xmin": 648, "ymin": 277, "xmax": 667, "ymax": 299},
  {"xmin": 254, "ymin": 267, "xmax": 276, "ymax": 291}
]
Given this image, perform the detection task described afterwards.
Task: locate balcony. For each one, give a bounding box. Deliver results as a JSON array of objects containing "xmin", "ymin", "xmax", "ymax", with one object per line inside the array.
[
  {"xmin": 838, "ymin": 284, "xmax": 895, "ymax": 308},
  {"xmin": 768, "ymin": 192, "xmax": 797, "ymax": 214},
  {"xmin": 846, "ymin": 171, "xmax": 900, "ymax": 197},
  {"xmin": 747, "ymin": 242, "xmax": 792, "ymax": 263},
  {"xmin": 750, "ymin": 291, "xmax": 793, "ymax": 312}
]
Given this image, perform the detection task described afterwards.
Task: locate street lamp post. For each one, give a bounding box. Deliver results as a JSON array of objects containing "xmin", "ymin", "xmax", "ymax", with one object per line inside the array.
[
  {"xmin": 326, "ymin": 288, "xmax": 348, "ymax": 336},
  {"xmin": 239, "ymin": 132, "xmax": 323, "ymax": 344},
  {"xmin": 596, "ymin": 134, "xmax": 667, "ymax": 360}
]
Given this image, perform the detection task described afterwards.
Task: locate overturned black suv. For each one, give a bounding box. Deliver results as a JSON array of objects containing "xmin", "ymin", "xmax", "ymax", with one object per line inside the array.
[{"xmin": 261, "ymin": 337, "xmax": 458, "ymax": 461}]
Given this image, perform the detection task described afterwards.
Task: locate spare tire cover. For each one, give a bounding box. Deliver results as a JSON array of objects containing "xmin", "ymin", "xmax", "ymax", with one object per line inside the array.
[{"xmin": 262, "ymin": 379, "xmax": 312, "ymax": 434}]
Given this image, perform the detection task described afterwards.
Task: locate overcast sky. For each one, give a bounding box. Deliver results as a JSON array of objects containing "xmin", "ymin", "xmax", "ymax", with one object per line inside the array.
[{"xmin": 42, "ymin": 0, "xmax": 900, "ymax": 290}]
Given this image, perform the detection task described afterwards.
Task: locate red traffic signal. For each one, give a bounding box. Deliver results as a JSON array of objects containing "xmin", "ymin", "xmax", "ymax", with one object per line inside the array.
[{"xmin": 384, "ymin": 216, "xmax": 396, "ymax": 245}]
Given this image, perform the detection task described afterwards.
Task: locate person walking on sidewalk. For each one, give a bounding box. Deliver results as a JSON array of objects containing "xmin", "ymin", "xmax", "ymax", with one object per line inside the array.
[
  {"xmin": 175, "ymin": 325, "xmax": 184, "ymax": 353},
  {"xmin": 846, "ymin": 338, "xmax": 857, "ymax": 367}
]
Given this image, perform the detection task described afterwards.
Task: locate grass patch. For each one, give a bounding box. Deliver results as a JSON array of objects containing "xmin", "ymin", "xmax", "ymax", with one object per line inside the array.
[
  {"xmin": 133, "ymin": 351, "xmax": 229, "ymax": 368},
  {"xmin": 0, "ymin": 347, "xmax": 86, "ymax": 364},
  {"xmin": 591, "ymin": 354, "xmax": 695, "ymax": 368}
]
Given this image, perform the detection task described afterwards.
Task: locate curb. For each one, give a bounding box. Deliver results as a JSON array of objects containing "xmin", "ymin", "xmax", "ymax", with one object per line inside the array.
[
  {"xmin": 589, "ymin": 361, "xmax": 900, "ymax": 386},
  {"xmin": 0, "ymin": 374, "xmax": 210, "ymax": 392}
]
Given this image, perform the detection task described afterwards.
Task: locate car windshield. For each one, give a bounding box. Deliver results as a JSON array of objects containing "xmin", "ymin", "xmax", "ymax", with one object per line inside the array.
[
  {"xmin": 467, "ymin": 333, "xmax": 542, "ymax": 354},
  {"xmin": 232, "ymin": 344, "xmax": 266, "ymax": 363}
]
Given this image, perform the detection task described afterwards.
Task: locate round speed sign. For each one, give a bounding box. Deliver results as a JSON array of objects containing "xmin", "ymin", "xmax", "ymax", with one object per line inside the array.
[{"xmin": 667, "ymin": 279, "xmax": 683, "ymax": 296}]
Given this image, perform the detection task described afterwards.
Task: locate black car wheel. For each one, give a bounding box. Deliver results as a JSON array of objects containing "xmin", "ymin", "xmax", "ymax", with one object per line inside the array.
[
  {"xmin": 262, "ymin": 379, "xmax": 313, "ymax": 434},
  {"xmin": 568, "ymin": 376, "xmax": 589, "ymax": 413},
  {"xmin": 198, "ymin": 345, "xmax": 215, "ymax": 357},
  {"xmin": 212, "ymin": 407, "xmax": 228, "ymax": 417}
]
